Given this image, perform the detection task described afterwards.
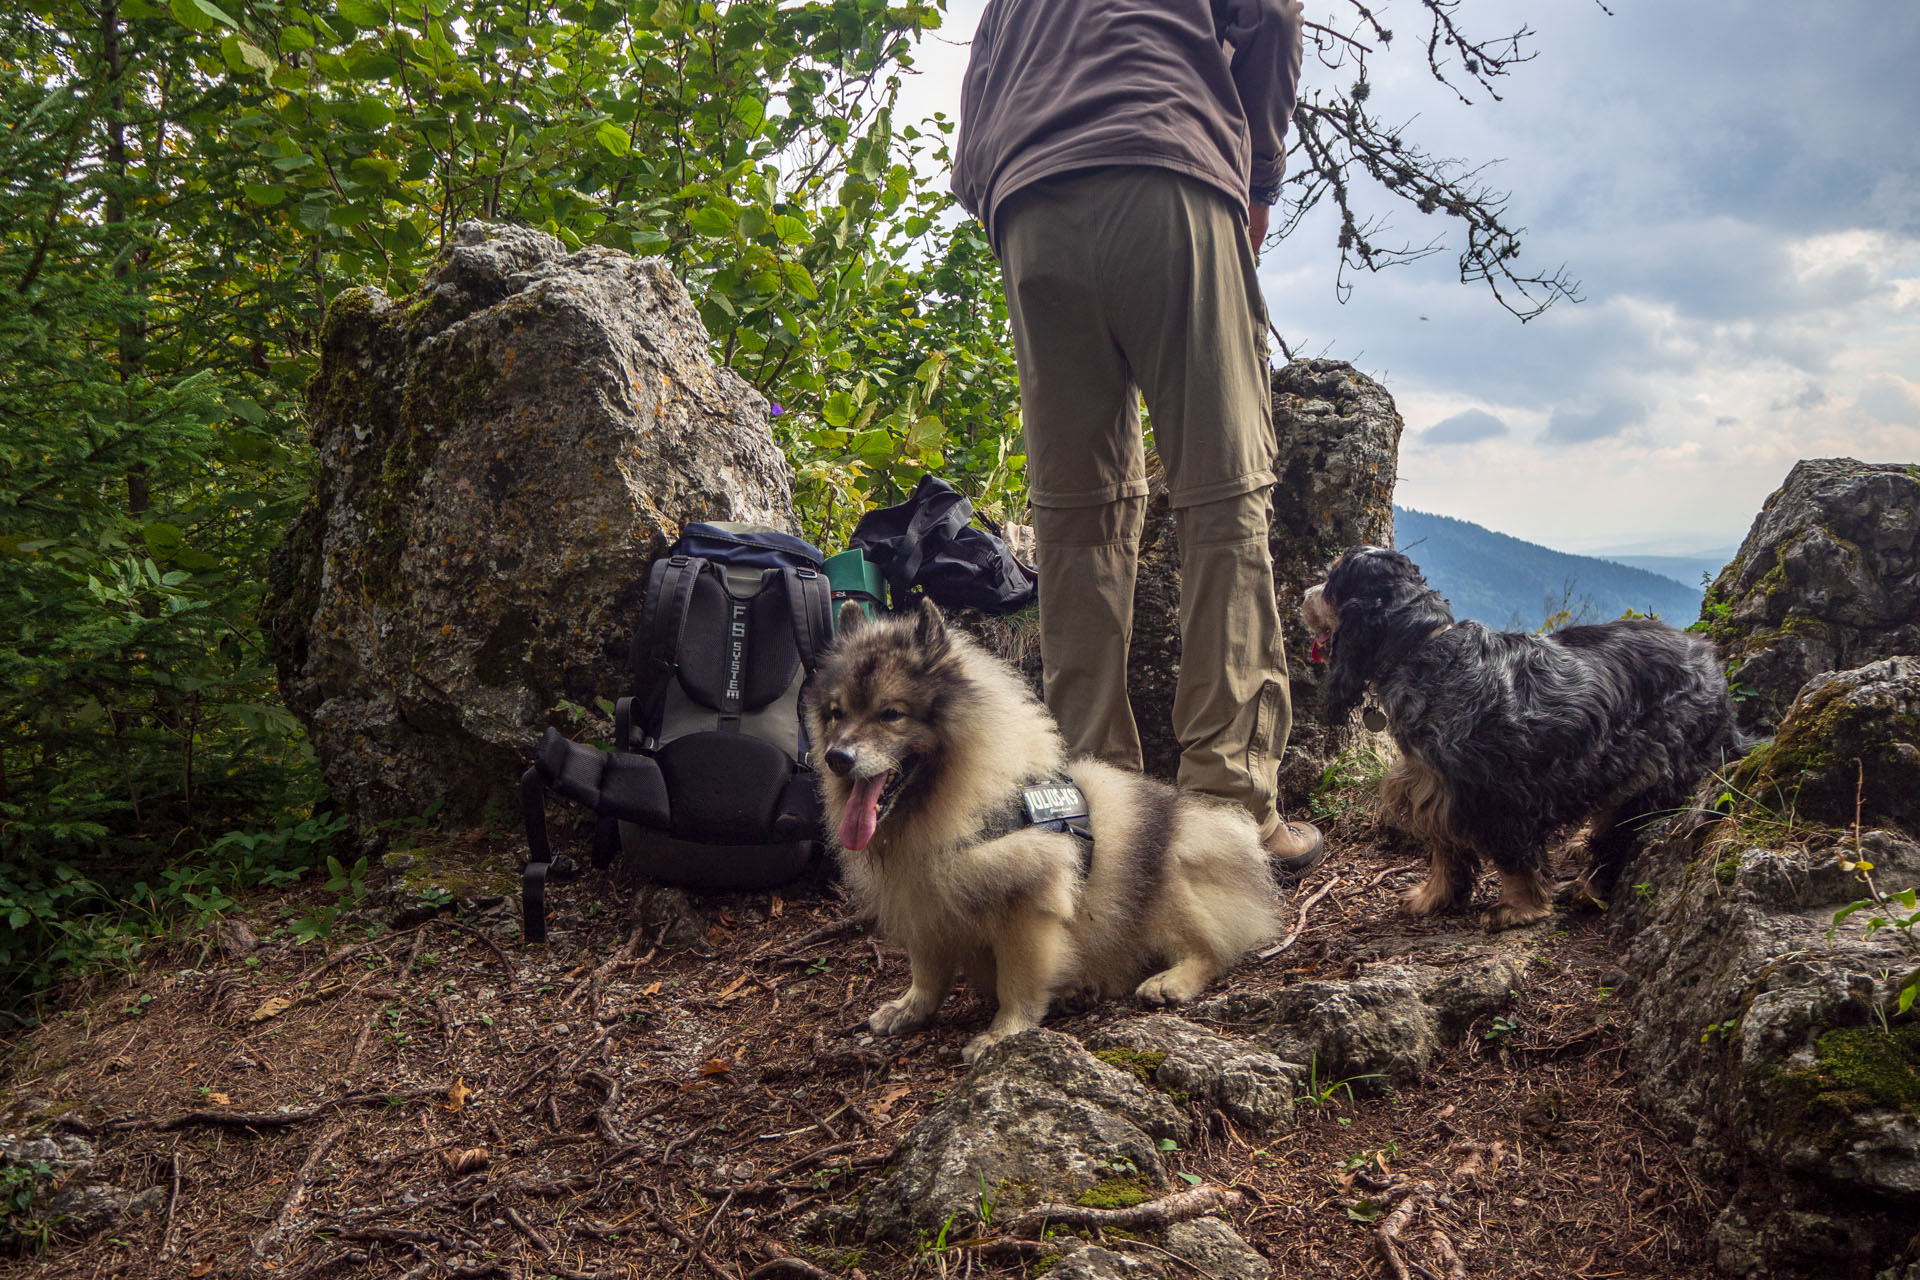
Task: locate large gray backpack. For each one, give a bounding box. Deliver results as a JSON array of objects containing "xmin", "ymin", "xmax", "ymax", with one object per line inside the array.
[{"xmin": 520, "ymin": 523, "xmax": 832, "ymax": 940}]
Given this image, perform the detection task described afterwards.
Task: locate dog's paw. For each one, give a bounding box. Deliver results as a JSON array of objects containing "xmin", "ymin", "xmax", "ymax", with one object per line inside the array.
[
  {"xmin": 1053, "ymin": 983, "xmax": 1100, "ymax": 1015},
  {"xmin": 961, "ymin": 1030, "xmax": 1007, "ymax": 1064},
  {"xmin": 868, "ymin": 993, "xmax": 933, "ymax": 1037},
  {"xmin": 1400, "ymin": 880, "xmax": 1454, "ymax": 916},
  {"xmin": 1134, "ymin": 969, "xmax": 1203, "ymax": 1007},
  {"xmin": 1482, "ymin": 901, "xmax": 1553, "ymax": 932}
]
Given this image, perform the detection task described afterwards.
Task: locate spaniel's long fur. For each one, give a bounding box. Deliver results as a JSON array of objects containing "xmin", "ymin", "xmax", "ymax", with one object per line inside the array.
[{"xmin": 1303, "ymin": 546, "xmax": 1740, "ymax": 928}]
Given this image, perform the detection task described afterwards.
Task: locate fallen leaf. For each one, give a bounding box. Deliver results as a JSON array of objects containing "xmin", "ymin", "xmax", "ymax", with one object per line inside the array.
[
  {"xmin": 768, "ymin": 894, "xmax": 784, "ymax": 919},
  {"xmin": 208, "ymin": 1092, "xmax": 233, "ymax": 1107},
  {"xmin": 698, "ymin": 1058, "xmax": 731, "ymax": 1077},
  {"xmin": 249, "ymin": 996, "xmax": 294, "ymax": 1023},
  {"xmin": 190, "ymin": 1262, "xmax": 214, "ymax": 1277},
  {"xmin": 706, "ymin": 925, "xmax": 727, "ymax": 946},
  {"xmin": 643, "ymin": 981, "xmax": 662, "ymax": 997},
  {"xmin": 715, "ymin": 974, "xmax": 749, "ymax": 1001},
  {"xmin": 261, "ymin": 1261, "xmax": 281, "ymax": 1271},
  {"xmin": 868, "ymin": 1084, "xmax": 912, "ymax": 1118},
  {"xmin": 444, "ymin": 1077, "xmax": 472, "ymax": 1113},
  {"xmin": 443, "ymin": 1146, "xmax": 490, "ymax": 1174}
]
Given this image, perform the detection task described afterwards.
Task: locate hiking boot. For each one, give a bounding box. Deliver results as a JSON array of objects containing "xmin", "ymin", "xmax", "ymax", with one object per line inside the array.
[{"xmin": 1264, "ymin": 820, "xmax": 1327, "ymax": 881}]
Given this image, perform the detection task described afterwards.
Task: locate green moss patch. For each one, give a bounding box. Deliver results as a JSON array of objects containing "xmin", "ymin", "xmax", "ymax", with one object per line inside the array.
[
  {"xmin": 1762, "ymin": 1023, "xmax": 1920, "ymax": 1154},
  {"xmin": 1093, "ymin": 1048, "xmax": 1166, "ymax": 1085},
  {"xmin": 1811, "ymin": 1024, "xmax": 1920, "ymax": 1110},
  {"xmin": 1073, "ymin": 1176, "xmax": 1152, "ymax": 1210}
]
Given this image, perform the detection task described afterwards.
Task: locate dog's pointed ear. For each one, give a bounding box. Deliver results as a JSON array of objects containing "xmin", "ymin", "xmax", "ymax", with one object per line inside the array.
[
  {"xmin": 913, "ymin": 596, "xmax": 950, "ymax": 657},
  {"xmin": 837, "ymin": 600, "xmax": 867, "ymax": 636}
]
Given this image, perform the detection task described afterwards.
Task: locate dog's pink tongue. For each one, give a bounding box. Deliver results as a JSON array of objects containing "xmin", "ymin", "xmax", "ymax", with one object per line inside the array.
[{"xmin": 839, "ymin": 775, "xmax": 887, "ymax": 851}]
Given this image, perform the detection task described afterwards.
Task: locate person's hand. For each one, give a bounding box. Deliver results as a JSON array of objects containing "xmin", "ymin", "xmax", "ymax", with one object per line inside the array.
[{"xmin": 1248, "ymin": 202, "xmax": 1269, "ymax": 255}]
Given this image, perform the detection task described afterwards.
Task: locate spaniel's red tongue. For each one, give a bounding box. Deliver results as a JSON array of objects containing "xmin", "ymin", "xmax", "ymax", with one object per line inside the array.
[
  {"xmin": 1309, "ymin": 637, "xmax": 1325, "ymax": 663},
  {"xmin": 839, "ymin": 774, "xmax": 888, "ymax": 851}
]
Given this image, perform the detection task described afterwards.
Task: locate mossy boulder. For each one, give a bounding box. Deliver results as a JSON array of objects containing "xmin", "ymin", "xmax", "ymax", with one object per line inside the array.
[
  {"xmin": 1724, "ymin": 657, "xmax": 1920, "ymax": 837},
  {"xmin": 1615, "ymin": 758, "xmax": 1920, "ymax": 1275},
  {"xmin": 852, "ymin": 1029, "xmax": 1187, "ymax": 1244},
  {"xmin": 1089, "ymin": 1013, "xmax": 1303, "ymax": 1132},
  {"xmin": 1696, "ymin": 459, "xmax": 1919, "ymax": 737},
  {"xmin": 264, "ymin": 223, "xmax": 797, "ymax": 826}
]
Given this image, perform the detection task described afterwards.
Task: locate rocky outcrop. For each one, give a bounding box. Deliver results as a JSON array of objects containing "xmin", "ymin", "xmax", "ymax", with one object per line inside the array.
[
  {"xmin": 1721, "ymin": 657, "xmax": 1920, "ymax": 835},
  {"xmin": 265, "ymin": 223, "xmax": 795, "ymax": 824},
  {"xmin": 1616, "ymin": 658, "xmax": 1920, "ymax": 1278},
  {"xmin": 846, "ymin": 1029, "xmax": 1270, "ymax": 1272},
  {"xmin": 1088, "ymin": 1014, "xmax": 1304, "ymax": 1133},
  {"xmin": 854, "ymin": 1029, "xmax": 1188, "ymax": 1243},
  {"xmin": 1697, "ymin": 459, "xmax": 1920, "ymax": 737},
  {"xmin": 0, "ymin": 1131, "xmax": 162, "ymax": 1246},
  {"xmin": 1189, "ymin": 953, "xmax": 1523, "ymax": 1090},
  {"xmin": 1618, "ymin": 457, "xmax": 1920, "ymax": 1276},
  {"xmin": 1129, "ymin": 359, "xmax": 1401, "ymax": 801}
]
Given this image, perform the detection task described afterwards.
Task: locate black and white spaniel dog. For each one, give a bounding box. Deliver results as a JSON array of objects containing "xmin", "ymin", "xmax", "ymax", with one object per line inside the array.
[{"xmin": 1302, "ymin": 546, "xmax": 1740, "ymax": 929}]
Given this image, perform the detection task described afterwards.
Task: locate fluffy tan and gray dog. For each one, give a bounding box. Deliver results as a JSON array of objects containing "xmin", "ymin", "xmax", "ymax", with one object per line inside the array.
[{"xmin": 807, "ymin": 598, "xmax": 1277, "ymax": 1062}]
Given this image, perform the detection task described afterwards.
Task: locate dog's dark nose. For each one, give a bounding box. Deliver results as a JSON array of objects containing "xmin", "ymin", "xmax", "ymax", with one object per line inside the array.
[{"xmin": 825, "ymin": 747, "xmax": 855, "ymax": 777}]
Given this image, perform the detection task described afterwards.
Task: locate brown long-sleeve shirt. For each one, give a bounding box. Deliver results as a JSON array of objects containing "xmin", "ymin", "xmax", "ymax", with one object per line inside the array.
[{"xmin": 951, "ymin": 0, "xmax": 1305, "ymax": 249}]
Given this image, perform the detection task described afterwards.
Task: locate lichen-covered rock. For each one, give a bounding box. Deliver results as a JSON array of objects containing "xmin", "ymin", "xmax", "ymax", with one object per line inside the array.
[
  {"xmin": 372, "ymin": 845, "xmax": 516, "ymax": 927},
  {"xmin": 0, "ymin": 1132, "xmax": 149, "ymax": 1245},
  {"xmin": 1614, "ymin": 696, "xmax": 1920, "ymax": 1278},
  {"xmin": 1722, "ymin": 657, "xmax": 1920, "ymax": 836},
  {"xmin": 1189, "ymin": 955, "xmax": 1522, "ymax": 1089},
  {"xmin": 1164, "ymin": 1217, "xmax": 1272, "ymax": 1280},
  {"xmin": 1128, "ymin": 359, "xmax": 1400, "ymax": 801},
  {"xmin": 1049, "ymin": 1246, "xmax": 1153, "ymax": 1279},
  {"xmin": 265, "ymin": 223, "xmax": 797, "ymax": 824},
  {"xmin": 854, "ymin": 1029, "xmax": 1187, "ymax": 1244},
  {"xmin": 1088, "ymin": 1014, "xmax": 1303, "ymax": 1133},
  {"xmin": 1697, "ymin": 459, "xmax": 1920, "ymax": 737}
]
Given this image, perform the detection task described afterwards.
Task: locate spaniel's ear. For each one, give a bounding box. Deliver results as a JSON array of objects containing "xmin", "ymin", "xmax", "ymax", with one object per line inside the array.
[{"xmin": 1322, "ymin": 596, "xmax": 1382, "ymax": 724}]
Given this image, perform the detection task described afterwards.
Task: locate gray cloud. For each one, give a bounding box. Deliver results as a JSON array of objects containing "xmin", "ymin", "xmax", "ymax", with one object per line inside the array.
[
  {"xmin": 1423, "ymin": 408, "xmax": 1509, "ymax": 444},
  {"xmin": 1772, "ymin": 384, "xmax": 1831, "ymax": 413},
  {"xmin": 1543, "ymin": 399, "xmax": 1647, "ymax": 445}
]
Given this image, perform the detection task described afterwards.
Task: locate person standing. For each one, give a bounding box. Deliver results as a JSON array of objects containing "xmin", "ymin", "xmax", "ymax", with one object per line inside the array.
[{"xmin": 951, "ymin": 0, "xmax": 1325, "ymax": 872}]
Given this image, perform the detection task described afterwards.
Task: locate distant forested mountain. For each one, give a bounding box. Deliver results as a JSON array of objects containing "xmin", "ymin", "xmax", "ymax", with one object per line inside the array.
[
  {"xmin": 1389, "ymin": 508, "xmax": 1707, "ymax": 629},
  {"xmin": 1599, "ymin": 552, "xmax": 1736, "ymax": 589}
]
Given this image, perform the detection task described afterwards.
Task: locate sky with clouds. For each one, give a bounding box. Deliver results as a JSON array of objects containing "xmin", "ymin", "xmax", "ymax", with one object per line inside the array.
[{"xmin": 895, "ymin": 0, "xmax": 1920, "ymax": 555}]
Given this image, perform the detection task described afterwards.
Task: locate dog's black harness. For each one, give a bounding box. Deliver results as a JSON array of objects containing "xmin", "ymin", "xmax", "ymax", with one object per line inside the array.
[{"xmin": 974, "ymin": 774, "xmax": 1096, "ymax": 875}]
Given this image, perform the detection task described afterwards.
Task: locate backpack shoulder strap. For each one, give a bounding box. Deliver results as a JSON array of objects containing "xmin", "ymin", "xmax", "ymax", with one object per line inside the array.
[
  {"xmin": 784, "ymin": 566, "xmax": 832, "ymax": 672},
  {"xmin": 634, "ymin": 554, "xmax": 704, "ymax": 720}
]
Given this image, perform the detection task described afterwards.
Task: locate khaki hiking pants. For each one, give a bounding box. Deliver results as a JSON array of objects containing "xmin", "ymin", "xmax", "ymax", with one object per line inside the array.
[{"xmin": 996, "ymin": 166, "xmax": 1292, "ymax": 839}]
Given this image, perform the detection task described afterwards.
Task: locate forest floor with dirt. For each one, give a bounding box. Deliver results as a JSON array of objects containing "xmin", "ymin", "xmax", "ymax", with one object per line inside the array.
[{"xmin": 1, "ymin": 799, "xmax": 1719, "ymax": 1280}]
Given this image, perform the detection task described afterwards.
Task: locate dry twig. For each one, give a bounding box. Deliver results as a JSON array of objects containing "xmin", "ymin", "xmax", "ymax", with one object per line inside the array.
[
  {"xmin": 1000, "ymin": 1184, "xmax": 1244, "ymax": 1237},
  {"xmin": 1376, "ymin": 1180, "xmax": 1436, "ymax": 1280},
  {"xmin": 159, "ymin": 1138, "xmax": 184, "ymax": 1257},
  {"xmin": 1258, "ymin": 875, "xmax": 1344, "ymax": 960},
  {"xmin": 253, "ymin": 1121, "xmax": 347, "ymax": 1257}
]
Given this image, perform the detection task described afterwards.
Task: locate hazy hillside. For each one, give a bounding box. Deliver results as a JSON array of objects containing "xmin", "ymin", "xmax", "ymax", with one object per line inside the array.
[
  {"xmin": 1598, "ymin": 551, "xmax": 1736, "ymax": 589},
  {"xmin": 1392, "ymin": 507, "xmax": 1707, "ymax": 629}
]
